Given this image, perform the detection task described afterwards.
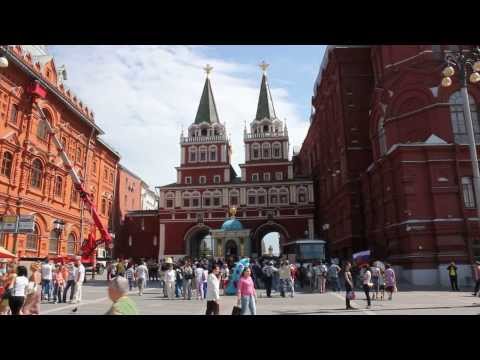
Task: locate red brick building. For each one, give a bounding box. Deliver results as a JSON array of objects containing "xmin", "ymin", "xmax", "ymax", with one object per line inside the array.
[
  {"xmin": 297, "ymin": 45, "xmax": 480, "ymax": 286},
  {"xmin": 116, "ymin": 65, "xmax": 315, "ymax": 260},
  {"xmin": 0, "ymin": 45, "xmax": 120, "ymax": 260}
]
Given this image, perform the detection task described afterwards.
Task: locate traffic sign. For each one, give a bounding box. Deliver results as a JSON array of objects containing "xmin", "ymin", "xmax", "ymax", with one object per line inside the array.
[
  {"xmin": 2, "ymin": 216, "xmax": 17, "ymax": 233},
  {"xmin": 18, "ymin": 215, "xmax": 35, "ymax": 233}
]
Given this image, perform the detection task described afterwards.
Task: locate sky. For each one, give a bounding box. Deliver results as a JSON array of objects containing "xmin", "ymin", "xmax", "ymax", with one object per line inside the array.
[{"xmin": 49, "ymin": 45, "xmax": 327, "ymax": 187}]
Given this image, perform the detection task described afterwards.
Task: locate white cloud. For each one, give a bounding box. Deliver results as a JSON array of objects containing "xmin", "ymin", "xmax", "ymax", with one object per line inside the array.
[{"xmin": 49, "ymin": 45, "xmax": 309, "ymax": 186}]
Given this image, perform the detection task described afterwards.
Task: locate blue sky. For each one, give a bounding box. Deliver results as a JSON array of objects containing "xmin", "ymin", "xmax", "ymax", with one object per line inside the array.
[{"xmin": 49, "ymin": 45, "xmax": 327, "ymax": 187}]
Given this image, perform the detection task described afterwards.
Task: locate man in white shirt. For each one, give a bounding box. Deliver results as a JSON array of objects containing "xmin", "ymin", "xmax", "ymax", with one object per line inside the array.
[
  {"xmin": 73, "ymin": 257, "xmax": 85, "ymax": 304},
  {"xmin": 41, "ymin": 259, "xmax": 53, "ymax": 302},
  {"xmin": 135, "ymin": 261, "xmax": 148, "ymax": 296},
  {"xmin": 205, "ymin": 265, "xmax": 220, "ymax": 315}
]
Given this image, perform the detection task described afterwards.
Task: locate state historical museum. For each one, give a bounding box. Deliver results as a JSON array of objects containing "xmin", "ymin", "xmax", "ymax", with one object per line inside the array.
[{"xmin": 116, "ymin": 64, "xmax": 315, "ymax": 260}]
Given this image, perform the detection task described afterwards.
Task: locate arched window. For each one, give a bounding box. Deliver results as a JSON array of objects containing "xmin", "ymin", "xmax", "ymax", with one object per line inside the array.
[
  {"xmin": 26, "ymin": 224, "xmax": 40, "ymax": 251},
  {"xmin": 378, "ymin": 117, "xmax": 387, "ymax": 156},
  {"xmin": 101, "ymin": 198, "xmax": 107, "ymax": 214},
  {"xmin": 269, "ymin": 188, "xmax": 279, "ymax": 205},
  {"xmin": 209, "ymin": 145, "xmax": 217, "ymax": 161},
  {"xmin": 165, "ymin": 192, "xmax": 175, "ymax": 208},
  {"xmin": 37, "ymin": 109, "xmax": 50, "ymax": 140},
  {"xmin": 67, "ymin": 233, "xmax": 76, "ymax": 255},
  {"xmin": 71, "ymin": 186, "xmax": 79, "ymax": 204},
  {"xmin": 1, "ymin": 151, "xmax": 13, "ymax": 178},
  {"xmin": 450, "ymin": 91, "xmax": 480, "ymax": 144},
  {"xmin": 229, "ymin": 189, "xmax": 239, "ymax": 206},
  {"xmin": 199, "ymin": 146, "xmax": 208, "ymax": 162},
  {"xmin": 257, "ymin": 188, "xmax": 267, "ymax": 206},
  {"xmin": 203, "ymin": 191, "xmax": 212, "ymax": 207},
  {"xmin": 262, "ymin": 143, "xmax": 271, "ymax": 159},
  {"xmin": 247, "ymin": 189, "xmax": 257, "ymax": 206},
  {"xmin": 182, "ymin": 192, "xmax": 191, "ymax": 208},
  {"xmin": 252, "ymin": 143, "xmax": 260, "ymax": 160},
  {"xmin": 201, "ymin": 128, "xmax": 208, "ymax": 136},
  {"xmin": 297, "ymin": 187, "xmax": 308, "ymax": 204},
  {"xmin": 272, "ymin": 143, "xmax": 282, "ymax": 159},
  {"xmin": 213, "ymin": 190, "xmax": 222, "ymax": 207},
  {"xmin": 279, "ymin": 188, "xmax": 289, "ymax": 204},
  {"xmin": 191, "ymin": 191, "xmax": 201, "ymax": 208},
  {"xmin": 54, "ymin": 176, "xmax": 63, "ymax": 198},
  {"xmin": 30, "ymin": 159, "xmax": 43, "ymax": 189},
  {"xmin": 49, "ymin": 230, "xmax": 59, "ymax": 254},
  {"xmin": 189, "ymin": 146, "xmax": 197, "ymax": 162}
]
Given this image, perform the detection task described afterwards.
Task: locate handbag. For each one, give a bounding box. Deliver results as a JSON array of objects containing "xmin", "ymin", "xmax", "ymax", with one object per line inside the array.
[
  {"xmin": 231, "ymin": 305, "xmax": 241, "ymax": 315},
  {"xmin": 25, "ymin": 281, "xmax": 37, "ymax": 296},
  {"xmin": 346, "ymin": 291, "xmax": 356, "ymax": 300}
]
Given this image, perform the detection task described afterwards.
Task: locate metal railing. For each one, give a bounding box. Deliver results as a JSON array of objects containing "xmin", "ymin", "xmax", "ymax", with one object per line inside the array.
[{"xmin": 180, "ymin": 135, "xmax": 227, "ymax": 143}]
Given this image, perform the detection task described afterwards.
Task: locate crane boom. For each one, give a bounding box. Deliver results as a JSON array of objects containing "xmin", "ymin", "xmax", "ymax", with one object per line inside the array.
[{"xmin": 29, "ymin": 81, "xmax": 112, "ymax": 259}]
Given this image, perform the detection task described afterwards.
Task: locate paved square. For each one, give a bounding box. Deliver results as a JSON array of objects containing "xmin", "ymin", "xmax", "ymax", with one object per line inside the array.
[{"xmin": 39, "ymin": 276, "xmax": 480, "ymax": 315}]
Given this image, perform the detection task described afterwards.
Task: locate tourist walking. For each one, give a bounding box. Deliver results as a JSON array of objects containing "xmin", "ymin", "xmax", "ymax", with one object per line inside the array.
[
  {"xmin": 52, "ymin": 264, "xmax": 65, "ymax": 304},
  {"xmin": 125, "ymin": 264, "xmax": 135, "ymax": 291},
  {"xmin": 220, "ymin": 263, "xmax": 230, "ymax": 295},
  {"xmin": 0, "ymin": 263, "xmax": 17, "ymax": 315},
  {"xmin": 63, "ymin": 262, "xmax": 76, "ymax": 303},
  {"xmin": 22, "ymin": 262, "xmax": 42, "ymax": 314},
  {"xmin": 8, "ymin": 265, "xmax": 29, "ymax": 315},
  {"xmin": 362, "ymin": 265, "xmax": 372, "ymax": 309},
  {"xmin": 237, "ymin": 267, "xmax": 257, "ymax": 315},
  {"xmin": 328, "ymin": 262, "xmax": 341, "ymax": 292},
  {"xmin": 262, "ymin": 261, "xmax": 278, "ymax": 297},
  {"xmin": 318, "ymin": 261, "xmax": 328, "ymax": 293},
  {"xmin": 473, "ymin": 261, "xmax": 480, "ymax": 296},
  {"xmin": 164, "ymin": 264, "xmax": 176, "ymax": 300},
  {"xmin": 279, "ymin": 260, "xmax": 294, "ymax": 298},
  {"xmin": 116, "ymin": 259, "xmax": 125, "ymax": 277},
  {"xmin": 370, "ymin": 263, "xmax": 381, "ymax": 300},
  {"xmin": 344, "ymin": 262, "xmax": 356, "ymax": 310},
  {"xmin": 135, "ymin": 261, "xmax": 148, "ymax": 296},
  {"xmin": 205, "ymin": 265, "xmax": 221, "ymax": 315},
  {"xmin": 182, "ymin": 261, "xmax": 193, "ymax": 300},
  {"xmin": 195, "ymin": 264, "xmax": 205, "ymax": 300},
  {"xmin": 384, "ymin": 264, "xmax": 397, "ymax": 300},
  {"xmin": 447, "ymin": 261, "xmax": 459, "ymax": 291},
  {"xmin": 175, "ymin": 265, "xmax": 184, "ymax": 298},
  {"xmin": 40, "ymin": 259, "xmax": 53, "ymax": 302},
  {"xmin": 73, "ymin": 257, "xmax": 85, "ymax": 304},
  {"xmin": 105, "ymin": 276, "xmax": 139, "ymax": 315}
]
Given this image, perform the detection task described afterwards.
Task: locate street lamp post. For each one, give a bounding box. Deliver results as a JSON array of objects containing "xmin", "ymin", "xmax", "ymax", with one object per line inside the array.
[{"xmin": 441, "ymin": 47, "xmax": 480, "ymax": 266}]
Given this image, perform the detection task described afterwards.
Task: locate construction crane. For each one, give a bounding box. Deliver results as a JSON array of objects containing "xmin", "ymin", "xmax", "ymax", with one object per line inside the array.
[{"xmin": 27, "ymin": 80, "xmax": 112, "ymax": 266}]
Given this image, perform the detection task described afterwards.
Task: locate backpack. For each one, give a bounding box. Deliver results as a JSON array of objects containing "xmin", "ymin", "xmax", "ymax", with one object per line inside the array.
[
  {"xmin": 183, "ymin": 267, "xmax": 193, "ymax": 280},
  {"xmin": 176, "ymin": 269, "xmax": 183, "ymax": 281}
]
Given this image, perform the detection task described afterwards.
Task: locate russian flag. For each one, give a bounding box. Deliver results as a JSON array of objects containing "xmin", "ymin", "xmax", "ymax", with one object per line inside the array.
[{"xmin": 352, "ymin": 250, "xmax": 371, "ymax": 266}]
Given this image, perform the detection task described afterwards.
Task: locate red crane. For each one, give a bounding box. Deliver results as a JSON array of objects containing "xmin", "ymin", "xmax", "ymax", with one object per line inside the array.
[{"xmin": 27, "ymin": 81, "xmax": 112, "ymax": 265}]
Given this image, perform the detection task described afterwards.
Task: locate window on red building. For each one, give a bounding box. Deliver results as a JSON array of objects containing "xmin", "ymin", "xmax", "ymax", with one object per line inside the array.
[
  {"xmin": 54, "ymin": 176, "xmax": 63, "ymax": 198},
  {"xmin": 450, "ymin": 92, "xmax": 480, "ymax": 144},
  {"xmin": 10, "ymin": 104, "xmax": 18, "ymax": 125},
  {"xmin": 462, "ymin": 177, "xmax": 476, "ymax": 208},
  {"xmin": 1, "ymin": 151, "xmax": 13, "ymax": 178},
  {"xmin": 26, "ymin": 225, "xmax": 39, "ymax": 251},
  {"xmin": 30, "ymin": 159, "xmax": 43, "ymax": 189}
]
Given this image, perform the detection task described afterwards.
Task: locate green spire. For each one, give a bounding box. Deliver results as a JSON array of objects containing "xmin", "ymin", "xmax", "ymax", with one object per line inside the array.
[
  {"xmin": 194, "ymin": 68, "xmax": 220, "ymax": 125},
  {"xmin": 255, "ymin": 63, "xmax": 276, "ymax": 120}
]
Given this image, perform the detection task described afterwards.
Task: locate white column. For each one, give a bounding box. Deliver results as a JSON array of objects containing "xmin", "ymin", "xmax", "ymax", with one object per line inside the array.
[
  {"xmin": 181, "ymin": 147, "xmax": 186, "ymax": 165},
  {"xmin": 177, "ymin": 170, "xmax": 181, "ymax": 184},
  {"xmin": 175, "ymin": 191, "xmax": 181, "ymax": 207},
  {"xmin": 283, "ymin": 141, "xmax": 288, "ymax": 160},
  {"xmin": 241, "ymin": 167, "xmax": 246, "ymax": 181},
  {"xmin": 288, "ymin": 165, "xmax": 293, "ymax": 179},
  {"xmin": 290, "ymin": 184, "xmax": 296, "ymax": 203},
  {"xmin": 159, "ymin": 191, "xmax": 165, "ymax": 208},
  {"xmin": 246, "ymin": 143, "xmax": 250, "ymax": 161},
  {"xmin": 308, "ymin": 218, "xmax": 314, "ymax": 239},
  {"xmin": 224, "ymin": 168, "xmax": 230, "ymax": 182},
  {"xmin": 221, "ymin": 144, "xmax": 226, "ymax": 162},
  {"xmin": 223, "ymin": 188, "xmax": 228, "ymax": 206},
  {"xmin": 240, "ymin": 188, "xmax": 246, "ymax": 205},
  {"xmin": 159, "ymin": 223, "xmax": 165, "ymax": 261},
  {"xmin": 308, "ymin": 184, "xmax": 314, "ymax": 202}
]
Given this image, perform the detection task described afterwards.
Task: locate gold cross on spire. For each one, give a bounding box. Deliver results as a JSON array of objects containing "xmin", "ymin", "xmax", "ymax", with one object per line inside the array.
[
  {"xmin": 259, "ymin": 60, "xmax": 269, "ymax": 74},
  {"xmin": 204, "ymin": 64, "xmax": 213, "ymax": 77}
]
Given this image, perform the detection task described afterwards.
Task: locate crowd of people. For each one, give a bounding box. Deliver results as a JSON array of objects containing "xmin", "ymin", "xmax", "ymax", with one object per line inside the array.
[
  {"xmin": 2, "ymin": 254, "xmax": 480, "ymax": 315},
  {"xmin": 0, "ymin": 256, "xmax": 85, "ymax": 315}
]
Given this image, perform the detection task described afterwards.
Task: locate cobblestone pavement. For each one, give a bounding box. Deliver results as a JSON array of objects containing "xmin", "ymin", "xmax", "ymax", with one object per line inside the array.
[{"xmin": 38, "ymin": 276, "xmax": 480, "ymax": 315}]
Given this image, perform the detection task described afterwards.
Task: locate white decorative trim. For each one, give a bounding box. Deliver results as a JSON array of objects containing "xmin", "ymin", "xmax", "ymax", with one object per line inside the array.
[
  {"xmin": 224, "ymin": 168, "xmax": 230, "ymax": 182},
  {"xmin": 221, "ymin": 145, "xmax": 226, "ymax": 162},
  {"xmin": 159, "ymin": 223, "xmax": 165, "ymax": 261},
  {"xmin": 288, "ymin": 165, "xmax": 293, "ymax": 180},
  {"xmin": 239, "ymin": 161, "xmax": 291, "ymax": 167},
  {"xmin": 181, "ymin": 147, "xmax": 186, "ymax": 164}
]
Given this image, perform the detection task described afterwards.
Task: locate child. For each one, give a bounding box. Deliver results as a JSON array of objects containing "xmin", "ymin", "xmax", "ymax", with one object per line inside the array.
[{"xmin": 53, "ymin": 265, "xmax": 65, "ymax": 304}]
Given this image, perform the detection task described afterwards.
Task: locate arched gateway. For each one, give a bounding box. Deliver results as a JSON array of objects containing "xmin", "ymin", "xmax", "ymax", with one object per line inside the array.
[{"xmin": 118, "ymin": 63, "xmax": 315, "ymax": 261}]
